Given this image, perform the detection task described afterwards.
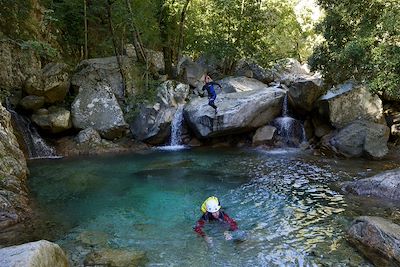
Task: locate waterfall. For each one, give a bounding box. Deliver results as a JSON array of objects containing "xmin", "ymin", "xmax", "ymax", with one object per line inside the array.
[
  {"xmin": 159, "ymin": 105, "xmax": 186, "ymax": 151},
  {"xmin": 6, "ymin": 103, "xmax": 59, "ymax": 159},
  {"xmin": 272, "ymin": 94, "xmax": 306, "ymax": 147},
  {"xmin": 170, "ymin": 105, "xmax": 184, "ymax": 146}
]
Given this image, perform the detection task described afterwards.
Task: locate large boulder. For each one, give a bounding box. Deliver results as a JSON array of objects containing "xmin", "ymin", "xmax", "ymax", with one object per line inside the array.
[
  {"xmin": 184, "ymin": 86, "xmax": 285, "ymax": 138},
  {"xmin": 347, "ymin": 216, "xmax": 400, "ymax": 266},
  {"xmin": 288, "ymin": 75, "xmax": 324, "ymax": 112},
  {"xmin": 177, "ymin": 56, "xmax": 206, "ymax": 88},
  {"xmin": 318, "ymin": 81, "xmax": 384, "ymax": 129},
  {"xmin": 0, "ymin": 240, "xmax": 68, "ymax": 267},
  {"xmin": 329, "ymin": 120, "xmax": 390, "ymax": 159},
  {"xmin": 130, "ymin": 81, "xmax": 190, "ymax": 144},
  {"xmin": 271, "ymin": 58, "xmax": 312, "ymax": 84},
  {"xmin": 31, "ymin": 106, "xmax": 72, "ymax": 133},
  {"xmin": 71, "ymin": 57, "xmax": 135, "ymax": 99},
  {"xmin": 234, "ymin": 59, "xmax": 274, "ymax": 84},
  {"xmin": 218, "ymin": 76, "xmax": 273, "ymax": 93},
  {"xmin": 24, "ymin": 63, "xmax": 70, "ymax": 104},
  {"xmin": 252, "ymin": 125, "xmax": 277, "ymax": 146},
  {"xmin": 71, "ymin": 83, "xmax": 127, "ymax": 139},
  {"xmin": 341, "ymin": 168, "xmax": 400, "ymax": 201},
  {"xmin": 0, "ymin": 103, "xmax": 30, "ymax": 245}
]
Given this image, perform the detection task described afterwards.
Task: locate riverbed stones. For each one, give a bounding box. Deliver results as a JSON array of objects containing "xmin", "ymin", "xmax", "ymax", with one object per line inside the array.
[
  {"xmin": 76, "ymin": 128, "xmax": 102, "ymax": 144},
  {"xmin": 341, "ymin": 168, "xmax": 400, "ymax": 201},
  {"xmin": 288, "ymin": 75, "xmax": 324, "ymax": 112},
  {"xmin": 19, "ymin": 95, "xmax": 45, "ymax": 111},
  {"xmin": 184, "ymin": 86, "xmax": 285, "ymax": 138},
  {"xmin": 234, "ymin": 59, "xmax": 274, "ymax": 84},
  {"xmin": 0, "ymin": 240, "xmax": 68, "ymax": 267},
  {"xmin": 347, "ymin": 216, "xmax": 400, "ymax": 266},
  {"xmin": 84, "ymin": 248, "xmax": 148, "ymax": 267}
]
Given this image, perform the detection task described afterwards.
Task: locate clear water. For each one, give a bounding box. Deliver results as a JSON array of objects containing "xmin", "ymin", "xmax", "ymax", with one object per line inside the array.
[{"xmin": 28, "ymin": 148, "xmax": 400, "ymax": 266}]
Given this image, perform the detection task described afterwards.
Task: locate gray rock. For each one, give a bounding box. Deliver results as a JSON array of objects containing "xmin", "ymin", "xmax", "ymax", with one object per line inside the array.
[
  {"xmin": 252, "ymin": 125, "xmax": 277, "ymax": 145},
  {"xmin": 0, "ymin": 103, "xmax": 29, "ymax": 244},
  {"xmin": 71, "ymin": 57, "xmax": 134, "ymax": 99},
  {"xmin": 218, "ymin": 76, "xmax": 272, "ymax": 93},
  {"xmin": 0, "ymin": 41, "xmax": 41, "ymax": 91},
  {"xmin": 84, "ymin": 248, "xmax": 147, "ymax": 267},
  {"xmin": 177, "ymin": 56, "xmax": 206, "ymax": 87},
  {"xmin": 76, "ymin": 128, "xmax": 101, "ymax": 144},
  {"xmin": 234, "ymin": 59, "xmax": 274, "ymax": 84},
  {"xmin": 288, "ymin": 76, "xmax": 324, "ymax": 112},
  {"xmin": 347, "ymin": 216, "xmax": 400, "ymax": 266},
  {"xmin": 32, "ymin": 106, "xmax": 72, "ymax": 133},
  {"xmin": 130, "ymin": 81, "xmax": 190, "ymax": 144},
  {"xmin": 0, "ymin": 240, "xmax": 68, "ymax": 267},
  {"xmin": 341, "ymin": 168, "xmax": 400, "ymax": 201},
  {"xmin": 330, "ymin": 120, "xmax": 389, "ymax": 159},
  {"xmin": 271, "ymin": 58, "xmax": 312, "ymax": 84},
  {"xmin": 24, "ymin": 63, "xmax": 70, "ymax": 104},
  {"xmin": 71, "ymin": 83, "xmax": 127, "ymax": 140},
  {"xmin": 19, "ymin": 95, "xmax": 45, "ymax": 111},
  {"xmin": 184, "ymin": 87, "xmax": 285, "ymax": 138},
  {"xmin": 318, "ymin": 81, "xmax": 384, "ymax": 129}
]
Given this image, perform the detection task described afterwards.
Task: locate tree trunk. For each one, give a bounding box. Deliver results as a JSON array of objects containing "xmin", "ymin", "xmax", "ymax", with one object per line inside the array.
[
  {"xmin": 83, "ymin": 0, "xmax": 88, "ymax": 59},
  {"xmin": 176, "ymin": 0, "xmax": 191, "ymax": 63},
  {"xmin": 106, "ymin": 0, "xmax": 126, "ymax": 97},
  {"xmin": 159, "ymin": 1, "xmax": 174, "ymax": 78},
  {"xmin": 125, "ymin": 0, "xmax": 147, "ymax": 63}
]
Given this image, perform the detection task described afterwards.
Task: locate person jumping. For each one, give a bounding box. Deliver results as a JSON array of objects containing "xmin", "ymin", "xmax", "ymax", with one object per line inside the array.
[{"xmin": 202, "ymin": 74, "xmax": 222, "ymax": 114}]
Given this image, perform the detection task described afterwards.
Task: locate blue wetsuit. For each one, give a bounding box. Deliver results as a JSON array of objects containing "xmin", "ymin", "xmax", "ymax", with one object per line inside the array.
[{"xmin": 202, "ymin": 81, "xmax": 221, "ymax": 110}]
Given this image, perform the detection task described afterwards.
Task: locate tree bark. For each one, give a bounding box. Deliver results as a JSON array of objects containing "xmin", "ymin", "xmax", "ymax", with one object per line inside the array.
[
  {"xmin": 106, "ymin": 0, "xmax": 126, "ymax": 97},
  {"xmin": 176, "ymin": 0, "xmax": 191, "ymax": 63},
  {"xmin": 125, "ymin": 0, "xmax": 147, "ymax": 63},
  {"xmin": 83, "ymin": 0, "xmax": 88, "ymax": 59},
  {"xmin": 159, "ymin": 1, "xmax": 174, "ymax": 78}
]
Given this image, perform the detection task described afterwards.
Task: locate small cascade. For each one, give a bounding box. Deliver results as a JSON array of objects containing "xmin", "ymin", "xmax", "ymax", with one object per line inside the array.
[
  {"xmin": 272, "ymin": 94, "xmax": 306, "ymax": 147},
  {"xmin": 159, "ymin": 105, "xmax": 186, "ymax": 151},
  {"xmin": 170, "ymin": 105, "xmax": 184, "ymax": 146},
  {"xmin": 6, "ymin": 103, "xmax": 59, "ymax": 159}
]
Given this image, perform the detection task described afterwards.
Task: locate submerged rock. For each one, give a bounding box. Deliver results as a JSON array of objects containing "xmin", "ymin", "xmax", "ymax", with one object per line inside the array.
[
  {"xmin": 347, "ymin": 216, "xmax": 400, "ymax": 266},
  {"xmin": 84, "ymin": 248, "xmax": 148, "ymax": 267},
  {"xmin": 341, "ymin": 168, "xmax": 400, "ymax": 201},
  {"xmin": 0, "ymin": 240, "xmax": 68, "ymax": 267}
]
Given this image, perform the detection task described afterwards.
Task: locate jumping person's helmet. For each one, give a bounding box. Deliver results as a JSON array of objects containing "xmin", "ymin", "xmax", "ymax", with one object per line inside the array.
[{"xmin": 201, "ymin": 196, "xmax": 221, "ymax": 213}]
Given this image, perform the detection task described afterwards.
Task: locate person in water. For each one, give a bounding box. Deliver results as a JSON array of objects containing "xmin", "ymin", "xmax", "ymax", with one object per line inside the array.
[
  {"xmin": 202, "ymin": 74, "xmax": 222, "ymax": 114},
  {"xmin": 194, "ymin": 196, "xmax": 238, "ymax": 245}
]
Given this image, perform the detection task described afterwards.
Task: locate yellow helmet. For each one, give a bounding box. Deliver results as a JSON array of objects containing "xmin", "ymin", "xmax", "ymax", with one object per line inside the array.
[{"xmin": 201, "ymin": 196, "xmax": 221, "ymax": 213}]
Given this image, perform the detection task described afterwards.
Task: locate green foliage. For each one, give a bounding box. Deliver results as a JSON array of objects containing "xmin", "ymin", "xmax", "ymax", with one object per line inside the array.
[
  {"xmin": 124, "ymin": 64, "xmax": 161, "ymax": 122},
  {"xmin": 185, "ymin": 0, "xmax": 312, "ymax": 67},
  {"xmin": 20, "ymin": 40, "xmax": 58, "ymax": 61},
  {"xmin": 0, "ymin": 0, "xmax": 35, "ymax": 39},
  {"xmin": 309, "ymin": 0, "xmax": 400, "ymax": 97}
]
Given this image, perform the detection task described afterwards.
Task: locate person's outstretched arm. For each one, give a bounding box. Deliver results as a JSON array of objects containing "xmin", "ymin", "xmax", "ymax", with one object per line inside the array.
[
  {"xmin": 194, "ymin": 218, "xmax": 206, "ymax": 237},
  {"xmin": 223, "ymin": 213, "xmax": 238, "ymax": 231}
]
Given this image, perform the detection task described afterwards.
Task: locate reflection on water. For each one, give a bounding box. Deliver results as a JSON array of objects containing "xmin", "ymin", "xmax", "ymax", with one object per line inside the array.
[{"xmin": 28, "ymin": 148, "xmax": 400, "ymax": 266}]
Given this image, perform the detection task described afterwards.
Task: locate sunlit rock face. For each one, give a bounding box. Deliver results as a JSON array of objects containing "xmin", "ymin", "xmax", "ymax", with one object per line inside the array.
[
  {"xmin": 0, "ymin": 240, "xmax": 68, "ymax": 267},
  {"xmin": 71, "ymin": 83, "xmax": 127, "ymax": 140},
  {"xmin": 348, "ymin": 216, "xmax": 400, "ymax": 267},
  {"xmin": 341, "ymin": 168, "xmax": 400, "ymax": 201},
  {"xmin": 184, "ymin": 85, "xmax": 285, "ymax": 138},
  {"xmin": 0, "ymin": 103, "xmax": 30, "ymax": 245},
  {"xmin": 318, "ymin": 81, "xmax": 385, "ymax": 129}
]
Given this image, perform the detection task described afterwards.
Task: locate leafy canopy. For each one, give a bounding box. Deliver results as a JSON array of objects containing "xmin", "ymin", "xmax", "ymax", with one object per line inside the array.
[{"xmin": 309, "ymin": 0, "xmax": 400, "ymax": 98}]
